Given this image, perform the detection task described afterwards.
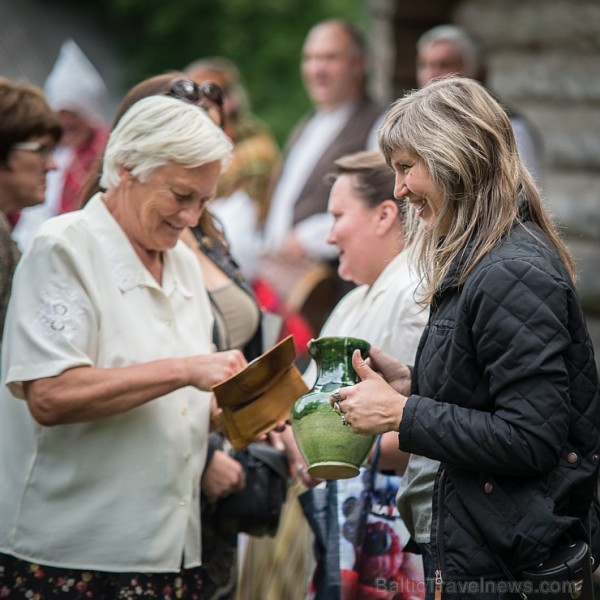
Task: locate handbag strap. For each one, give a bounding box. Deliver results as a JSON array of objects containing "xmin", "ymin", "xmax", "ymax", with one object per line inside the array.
[
  {"xmin": 190, "ymin": 222, "xmax": 255, "ymax": 299},
  {"xmin": 362, "ymin": 434, "xmax": 383, "ymax": 499},
  {"xmin": 352, "ymin": 436, "xmax": 383, "ymax": 565},
  {"xmin": 370, "ymin": 435, "xmax": 383, "ymax": 475}
]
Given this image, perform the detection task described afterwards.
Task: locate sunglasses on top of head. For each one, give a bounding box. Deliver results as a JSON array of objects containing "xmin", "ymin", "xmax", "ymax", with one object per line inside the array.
[{"xmin": 166, "ymin": 78, "xmax": 225, "ymax": 129}]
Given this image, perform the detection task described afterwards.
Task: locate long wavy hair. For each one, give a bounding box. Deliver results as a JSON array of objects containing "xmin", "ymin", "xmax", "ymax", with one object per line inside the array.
[{"xmin": 378, "ymin": 76, "xmax": 575, "ymax": 305}]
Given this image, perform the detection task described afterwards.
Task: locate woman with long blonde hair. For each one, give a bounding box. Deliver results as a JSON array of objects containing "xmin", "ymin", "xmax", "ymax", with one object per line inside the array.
[{"xmin": 329, "ymin": 77, "xmax": 599, "ymax": 599}]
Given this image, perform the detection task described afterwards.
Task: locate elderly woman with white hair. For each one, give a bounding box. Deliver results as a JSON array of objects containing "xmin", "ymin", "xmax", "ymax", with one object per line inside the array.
[{"xmin": 0, "ymin": 94, "xmax": 248, "ymax": 598}]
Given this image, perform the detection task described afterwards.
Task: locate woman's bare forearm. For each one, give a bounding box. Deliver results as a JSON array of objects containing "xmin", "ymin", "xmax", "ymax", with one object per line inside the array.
[{"xmin": 24, "ymin": 350, "xmax": 246, "ymax": 426}]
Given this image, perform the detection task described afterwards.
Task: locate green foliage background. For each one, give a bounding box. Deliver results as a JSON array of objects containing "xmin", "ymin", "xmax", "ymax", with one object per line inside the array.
[{"xmin": 46, "ymin": 0, "xmax": 368, "ymax": 145}]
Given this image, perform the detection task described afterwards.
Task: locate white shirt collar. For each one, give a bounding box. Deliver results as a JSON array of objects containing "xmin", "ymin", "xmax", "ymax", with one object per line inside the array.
[{"xmin": 83, "ymin": 193, "xmax": 193, "ymax": 297}]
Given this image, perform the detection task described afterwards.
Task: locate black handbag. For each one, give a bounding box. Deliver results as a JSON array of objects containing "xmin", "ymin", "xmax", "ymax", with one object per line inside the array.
[
  {"xmin": 207, "ymin": 442, "xmax": 289, "ymax": 537},
  {"xmin": 475, "ymin": 505, "xmax": 595, "ymax": 600},
  {"xmin": 520, "ymin": 541, "xmax": 594, "ymax": 600}
]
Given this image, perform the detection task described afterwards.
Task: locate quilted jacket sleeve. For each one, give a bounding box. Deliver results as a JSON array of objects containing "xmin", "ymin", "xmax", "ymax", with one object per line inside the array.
[{"xmin": 400, "ymin": 257, "xmax": 572, "ymax": 476}]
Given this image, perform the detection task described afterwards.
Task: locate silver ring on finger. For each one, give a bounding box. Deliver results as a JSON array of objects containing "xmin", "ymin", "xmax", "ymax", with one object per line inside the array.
[
  {"xmin": 341, "ymin": 414, "xmax": 349, "ymax": 427},
  {"xmin": 333, "ymin": 401, "xmax": 341, "ymax": 414},
  {"xmin": 331, "ymin": 389, "xmax": 342, "ymax": 403}
]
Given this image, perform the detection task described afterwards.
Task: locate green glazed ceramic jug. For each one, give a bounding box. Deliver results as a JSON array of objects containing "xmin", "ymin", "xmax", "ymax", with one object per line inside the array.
[{"xmin": 291, "ymin": 336, "xmax": 375, "ymax": 479}]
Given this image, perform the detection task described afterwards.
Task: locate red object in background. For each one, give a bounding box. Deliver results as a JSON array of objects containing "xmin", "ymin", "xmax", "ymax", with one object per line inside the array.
[
  {"xmin": 341, "ymin": 569, "xmax": 359, "ymax": 600},
  {"xmin": 7, "ymin": 211, "xmax": 21, "ymax": 230},
  {"xmin": 59, "ymin": 125, "xmax": 108, "ymax": 213},
  {"xmin": 357, "ymin": 522, "xmax": 404, "ymax": 585},
  {"xmin": 253, "ymin": 277, "xmax": 314, "ymax": 359},
  {"xmin": 253, "ymin": 277, "xmax": 279, "ymax": 313}
]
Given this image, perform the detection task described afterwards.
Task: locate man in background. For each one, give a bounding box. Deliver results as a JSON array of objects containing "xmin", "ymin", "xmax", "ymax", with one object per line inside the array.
[
  {"xmin": 258, "ymin": 19, "xmax": 385, "ymax": 335},
  {"xmin": 416, "ymin": 24, "xmax": 543, "ymax": 184}
]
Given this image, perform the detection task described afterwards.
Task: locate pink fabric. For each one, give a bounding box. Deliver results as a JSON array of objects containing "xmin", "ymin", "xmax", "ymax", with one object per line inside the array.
[{"xmin": 59, "ymin": 125, "xmax": 108, "ymax": 214}]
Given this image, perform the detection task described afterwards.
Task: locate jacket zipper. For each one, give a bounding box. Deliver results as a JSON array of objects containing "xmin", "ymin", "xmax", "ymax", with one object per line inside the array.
[
  {"xmin": 434, "ymin": 569, "xmax": 443, "ymax": 600},
  {"xmin": 434, "ymin": 469, "xmax": 446, "ymax": 600}
]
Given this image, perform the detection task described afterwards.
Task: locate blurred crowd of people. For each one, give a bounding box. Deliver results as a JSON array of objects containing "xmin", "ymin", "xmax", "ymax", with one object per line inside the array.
[{"xmin": 1, "ymin": 15, "xmax": 597, "ymax": 600}]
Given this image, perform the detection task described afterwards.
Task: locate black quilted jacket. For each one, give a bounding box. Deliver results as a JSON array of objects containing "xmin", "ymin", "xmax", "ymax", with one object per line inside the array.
[{"xmin": 399, "ymin": 209, "xmax": 600, "ymax": 580}]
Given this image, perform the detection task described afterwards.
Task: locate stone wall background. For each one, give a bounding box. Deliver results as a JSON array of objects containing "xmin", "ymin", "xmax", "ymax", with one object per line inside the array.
[{"xmin": 369, "ymin": 0, "xmax": 600, "ymax": 368}]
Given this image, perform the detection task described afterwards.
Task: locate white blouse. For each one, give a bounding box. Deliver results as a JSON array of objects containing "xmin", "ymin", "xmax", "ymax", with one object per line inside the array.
[{"xmin": 0, "ymin": 194, "xmax": 214, "ymax": 572}]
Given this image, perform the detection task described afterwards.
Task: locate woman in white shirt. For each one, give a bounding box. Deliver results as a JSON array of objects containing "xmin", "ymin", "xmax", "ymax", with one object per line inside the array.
[{"xmin": 0, "ymin": 93, "xmax": 247, "ymax": 598}]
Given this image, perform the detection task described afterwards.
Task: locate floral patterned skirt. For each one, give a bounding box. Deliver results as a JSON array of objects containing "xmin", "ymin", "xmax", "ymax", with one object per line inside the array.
[{"xmin": 0, "ymin": 552, "xmax": 204, "ymax": 599}]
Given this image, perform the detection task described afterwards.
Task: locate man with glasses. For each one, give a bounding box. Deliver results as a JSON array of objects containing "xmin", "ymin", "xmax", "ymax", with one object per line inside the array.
[{"xmin": 0, "ymin": 77, "xmax": 62, "ymax": 352}]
